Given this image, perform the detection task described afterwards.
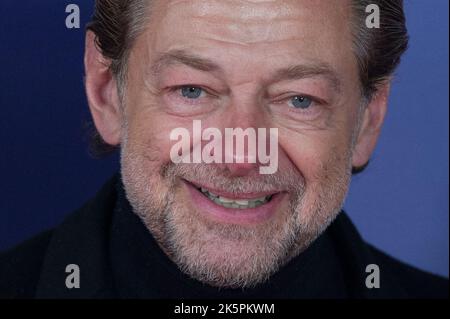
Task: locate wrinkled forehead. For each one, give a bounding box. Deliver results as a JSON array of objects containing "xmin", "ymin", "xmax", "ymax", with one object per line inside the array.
[
  {"xmin": 148, "ymin": 0, "xmax": 352, "ymax": 47},
  {"xmin": 128, "ymin": 0, "xmax": 357, "ymax": 86}
]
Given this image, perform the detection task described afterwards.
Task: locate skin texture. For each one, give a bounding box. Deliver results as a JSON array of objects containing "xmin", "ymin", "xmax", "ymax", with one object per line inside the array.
[{"xmin": 85, "ymin": 0, "xmax": 389, "ymax": 288}]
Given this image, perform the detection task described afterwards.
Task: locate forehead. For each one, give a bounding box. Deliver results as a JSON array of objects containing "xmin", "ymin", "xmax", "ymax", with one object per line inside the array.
[
  {"xmin": 137, "ymin": 0, "xmax": 355, "ymax": 80},
  {"xmin": 149, "ymin": 0, "xmax": 351, "ymax": 43}
]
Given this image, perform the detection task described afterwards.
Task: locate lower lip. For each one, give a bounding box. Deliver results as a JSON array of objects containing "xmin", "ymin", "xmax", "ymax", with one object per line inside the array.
[{"xmin": 184, "ymin": 180, "xmax": 284, "ymax": 225}]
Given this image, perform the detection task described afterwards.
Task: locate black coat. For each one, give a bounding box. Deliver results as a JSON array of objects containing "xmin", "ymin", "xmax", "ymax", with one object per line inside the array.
[{"xmin": 0, "ymin": 176, "xmax": 447, "ymax": 299}]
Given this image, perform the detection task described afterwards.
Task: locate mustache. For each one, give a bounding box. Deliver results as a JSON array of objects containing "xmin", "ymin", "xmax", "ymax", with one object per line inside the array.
[{"xmin": 160, "ymin": 162, "xmax": 305, "ymax": 195}]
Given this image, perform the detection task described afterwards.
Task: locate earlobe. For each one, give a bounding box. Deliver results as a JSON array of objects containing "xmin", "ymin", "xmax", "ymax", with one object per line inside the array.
[
  {"xmin": 352, "ymin": 83, "xmax": 390, "ymax": 169},
  {"xmin": 84, "ymin": 31, "xmax": 122, "ymax": 147}
]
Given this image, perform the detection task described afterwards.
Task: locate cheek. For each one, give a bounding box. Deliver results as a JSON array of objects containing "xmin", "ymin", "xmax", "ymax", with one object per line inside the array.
[
  {"xmin": 274, "ymin": 97, "xmax": 361, "ymax": 181},
  {"xmin": 278, "ymin": 129, "xmax": 351, "ymax": 185},
  {"xmin": 126, "ymin": 107, "xmax": 204, "ymax": 167},
  {"xmin": 125, "ymin": 112, "xmax": 174, "ymax": 164}
]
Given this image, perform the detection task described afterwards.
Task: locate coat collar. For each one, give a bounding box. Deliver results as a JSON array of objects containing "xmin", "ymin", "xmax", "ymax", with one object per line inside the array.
[{"xmin": 35, "ymin": 175, "xmax": 118, "ymax": 298}]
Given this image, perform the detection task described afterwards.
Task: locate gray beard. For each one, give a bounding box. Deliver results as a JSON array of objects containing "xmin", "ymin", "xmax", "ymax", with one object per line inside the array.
[{"xmin": 121, "ymin": 155, "xmax": 351, "ymax": 288}]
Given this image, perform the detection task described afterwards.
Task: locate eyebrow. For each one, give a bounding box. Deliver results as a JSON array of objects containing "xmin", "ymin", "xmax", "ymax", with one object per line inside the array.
[
  {"xmin": 272, "ymin": 64, "xmax": 342, "ymax": 93},
  {"xmin": 150, "ymin": 49, "xmax": 342, "ymax": 93},
  {"xmin": 151, "ymin": 49, "xmax": 222, "ymax": 76}
]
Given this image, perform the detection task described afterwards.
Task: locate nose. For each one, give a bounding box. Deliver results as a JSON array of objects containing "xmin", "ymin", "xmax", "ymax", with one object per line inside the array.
[{"xmin": 211, "ymin": 96, "xmax": 273, "ymax": 177}]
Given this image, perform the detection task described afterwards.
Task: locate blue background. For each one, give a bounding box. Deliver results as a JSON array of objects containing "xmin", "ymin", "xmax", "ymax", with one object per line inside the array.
[{"xmin": 0, "ymin": 1, "xmax": 448, "ymax": 277}]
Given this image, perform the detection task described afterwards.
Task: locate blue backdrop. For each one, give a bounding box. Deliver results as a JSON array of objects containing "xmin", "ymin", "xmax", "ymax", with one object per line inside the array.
[{"xmin": 0, "ymin": 1, "xmax": 448, "ymax": 277}]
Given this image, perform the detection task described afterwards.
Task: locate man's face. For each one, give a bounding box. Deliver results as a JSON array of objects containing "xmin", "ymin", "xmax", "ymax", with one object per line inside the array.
[{"xmin": 119, "ymin": 0, "xmax": 362, "ymax": 287}]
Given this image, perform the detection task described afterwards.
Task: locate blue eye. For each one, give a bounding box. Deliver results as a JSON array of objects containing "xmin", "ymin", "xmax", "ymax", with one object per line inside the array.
[
  {"xmin": 181, "ymin": 86, "xmax": 203, "ymax": 99},
  {"xmin": 290, "ymin": 96, "xmax": 313, "ymax": 109}
]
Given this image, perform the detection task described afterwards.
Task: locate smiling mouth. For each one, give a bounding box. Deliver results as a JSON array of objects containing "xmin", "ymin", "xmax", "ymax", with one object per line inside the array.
[
  {"xmin": 183, "ymin": 179, "xmax": 284, "ymax": 224},
  {"xmin": 189, "ymin": 183, "xmax": 276, "ymax": 210}
]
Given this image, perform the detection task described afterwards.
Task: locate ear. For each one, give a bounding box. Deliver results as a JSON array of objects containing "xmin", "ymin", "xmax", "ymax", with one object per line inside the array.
[
  {"xmin": 352, "ymin": 83, "xmax": 390, "ymax": 169},
  {"xmin": 84, "ymin": 31, "xmax": 122, "ymax": 146}
]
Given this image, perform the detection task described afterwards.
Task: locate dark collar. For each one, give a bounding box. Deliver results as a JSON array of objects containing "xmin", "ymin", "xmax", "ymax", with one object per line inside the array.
[{"xmin": 35, "ymin": 176, "xmax": 118, "ymax": 298}]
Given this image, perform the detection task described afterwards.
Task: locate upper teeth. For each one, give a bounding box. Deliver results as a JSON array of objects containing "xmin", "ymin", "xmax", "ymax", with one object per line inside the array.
[{"xmin": 199, "ymin": 187, "xmax": 271, "ymax": 209}]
